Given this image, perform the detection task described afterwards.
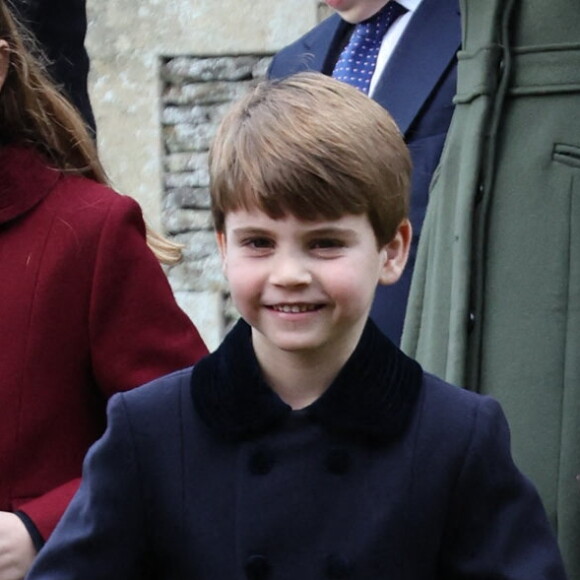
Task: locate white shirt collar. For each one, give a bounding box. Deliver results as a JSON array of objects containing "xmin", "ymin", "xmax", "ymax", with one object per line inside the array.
[{"xmin": 396, "ymin": 0, "xmax": 423, "ymax": 14}]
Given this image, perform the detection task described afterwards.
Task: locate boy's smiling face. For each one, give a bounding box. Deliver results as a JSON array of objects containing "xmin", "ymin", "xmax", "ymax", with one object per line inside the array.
[{"xmin": 217, "ymin": 209, "xmax": 410, "ymax": 365}]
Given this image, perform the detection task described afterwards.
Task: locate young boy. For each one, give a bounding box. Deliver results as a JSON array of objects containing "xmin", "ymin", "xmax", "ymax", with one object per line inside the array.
[{"xmin": 27, "ymin": 73, "xmax": 566, "ymax": 580}]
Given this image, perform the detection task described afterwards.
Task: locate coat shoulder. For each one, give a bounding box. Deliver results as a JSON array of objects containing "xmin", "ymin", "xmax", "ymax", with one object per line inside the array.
[
  {"xmin": 48, "ymin": 173, "xmax": 139, "ymax": 219},
  {"xmin": 422, "ymin": 372, "xmax": 483, "ymax": 410},
  {"xmin": 268, "ymin": 14, "xmax": 342, "ymax": 78},
  {"xmin": 117, "ymin": 366, "xmax": 195, "ymax": 418},
  {"xmin": 417, "ymin": 372, "xmax": 505, "ymax": 444},
  {"xmin": 108, "ymin": 366, "xmax": 206, "ymax": 473},
  {"xmin": 41, "ymin": 174, "xmax": 147, "ymax": 254}
]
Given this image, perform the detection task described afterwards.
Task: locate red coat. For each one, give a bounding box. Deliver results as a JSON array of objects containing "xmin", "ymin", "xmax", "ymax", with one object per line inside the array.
[{"xmin": 0, "ymin": 146, "xmax": 208, "ymax": 541}]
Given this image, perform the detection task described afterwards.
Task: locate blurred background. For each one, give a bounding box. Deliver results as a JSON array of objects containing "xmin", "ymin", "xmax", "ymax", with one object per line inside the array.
[{"xmin": 85, "ymin": 0, "xmax": 333, "ymax": 349}]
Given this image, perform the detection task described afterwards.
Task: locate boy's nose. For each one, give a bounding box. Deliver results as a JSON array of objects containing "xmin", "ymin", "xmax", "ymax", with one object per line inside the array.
[{"xmin": 269, "ymin": 253, "xmax": 312, "ymax": 287}]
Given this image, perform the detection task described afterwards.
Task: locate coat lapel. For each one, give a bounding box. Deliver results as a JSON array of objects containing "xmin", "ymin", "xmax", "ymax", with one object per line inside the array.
[
  {"xmin": 372, "ymin": 0, "xmax": 461, "ymax": 135},
  {"xmin": 299, "ymin": 14, "xmax": 350, "ymax": 74}
]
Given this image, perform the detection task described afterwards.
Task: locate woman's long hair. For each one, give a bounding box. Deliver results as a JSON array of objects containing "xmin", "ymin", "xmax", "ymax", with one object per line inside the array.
[{"xmin": 0, "ymin": 0, "xmax": 182, "ymax": 264}]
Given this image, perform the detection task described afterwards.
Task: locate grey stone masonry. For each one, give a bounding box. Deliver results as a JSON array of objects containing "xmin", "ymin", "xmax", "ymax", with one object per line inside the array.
[
  {"xmin": 161, "ymin": 54, "xmax": 272, "ymax": 346},
  {"xmin": 86, "ymin": 0, "xmax": 324, "ymax": 350}
]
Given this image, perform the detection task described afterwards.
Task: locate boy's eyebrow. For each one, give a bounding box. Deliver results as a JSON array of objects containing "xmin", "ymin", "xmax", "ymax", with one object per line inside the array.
[
  {"xmin": 230, "ymin": 225, "xmax": 359, "ymax": 238},
  {"xmin": 230, "ymin": 226, "xmax": 272, "ymax": 237},
  {"xmin": 232, "ymin": 225, "xmax": 357, "ymax": 239},
  {"xmin": 304, "ymin": 226, "xmax": 358, "ymax": 238}
]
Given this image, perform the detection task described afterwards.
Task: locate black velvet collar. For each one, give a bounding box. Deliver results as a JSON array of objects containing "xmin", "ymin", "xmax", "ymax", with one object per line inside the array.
[{"xmin": 191, "ymin": 318, "xmax": 423, "ymax": 445}]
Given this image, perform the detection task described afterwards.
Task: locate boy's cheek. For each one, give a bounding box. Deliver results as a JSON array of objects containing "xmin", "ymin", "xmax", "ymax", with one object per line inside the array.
[
  {"xmin": 223, "ymin": 265, "xmax": 257, "ymax": 296},
  {"xmin": 221, "ymin": 249, "xmax": 247, "ymax": 280}
]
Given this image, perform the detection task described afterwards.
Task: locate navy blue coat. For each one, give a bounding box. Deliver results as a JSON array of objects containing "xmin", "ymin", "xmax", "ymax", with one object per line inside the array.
[
  {"xmin": 268, "ymin": 0, "xmax": 460, "ymax": 345},
  {"xmin": 27, "ymin": 320, "xmax": 566, "ymax": 580}
]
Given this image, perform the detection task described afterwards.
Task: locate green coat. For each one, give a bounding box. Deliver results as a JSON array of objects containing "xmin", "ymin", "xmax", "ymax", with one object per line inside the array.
[{"xmin": 403, "ymin": 0, "xmax": 580, "ymax": 576}]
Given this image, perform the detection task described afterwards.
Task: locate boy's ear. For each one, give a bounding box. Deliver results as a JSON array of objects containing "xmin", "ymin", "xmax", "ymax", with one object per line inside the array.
[
  {"xmin": 378, "ymin": 219, "xmax": 412, "ymax": 286},
  {"xmin": 0, "ymin": 40, "xmax": 9, "ymax": 92}
]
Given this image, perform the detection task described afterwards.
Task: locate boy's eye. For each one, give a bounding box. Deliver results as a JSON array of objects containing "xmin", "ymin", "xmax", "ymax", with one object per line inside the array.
[
  {"xmin": 310, "ymin": 238, "xmax": 345, "ymax": 250},
  {"xmin": 242, "ymin": 237, "xmax": 274, "ymax": 249}
]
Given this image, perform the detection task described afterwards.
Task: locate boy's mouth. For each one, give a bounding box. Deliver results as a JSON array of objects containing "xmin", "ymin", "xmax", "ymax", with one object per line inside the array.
[{"xmin": 269, "ymin": 303, "xmax": 322, "ymax": 313}]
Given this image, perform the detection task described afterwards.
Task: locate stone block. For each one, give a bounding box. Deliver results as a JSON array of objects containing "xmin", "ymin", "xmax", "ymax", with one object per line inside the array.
[
  {"xmin": 165, "ymin": 187, "xmax": 211, "ymax": 210},
  {"xmin": 162, "ymin": 55, "xmax": 263, "ymax": 83},
  {"xmin": 163, "ymin": 208, "xmax": 214, "ymax": 235},
  {"xmin": 164, "ymin": 151, "xmax": 209, "ymax": 177},
  {"xmin": 163, "ymin": 80, "xmax": 255, "ymax": 105},
  {"xmin": 162, "ymin": 103, "xmax": 231, "ymax": 126},
  {"xmin": 163, "ymin": 122, "xmax": 218, "ymax": 153},
  {"xmin": 164, "ymin": 171, "xmax": 209, "ymax": 189}
]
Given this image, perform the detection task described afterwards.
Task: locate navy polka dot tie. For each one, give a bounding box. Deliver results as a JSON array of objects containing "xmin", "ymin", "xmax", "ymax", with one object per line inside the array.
[{"xmin": 332, "ymin": 1, "xmax": 407, "ymax": 94}]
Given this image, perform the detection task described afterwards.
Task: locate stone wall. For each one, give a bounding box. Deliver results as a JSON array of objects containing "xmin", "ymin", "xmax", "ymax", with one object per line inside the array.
[
  {"xmin": 161, "ymin": 54, "xmax": 272, "ymax": 346},
  {"xmin": 86, "ymin": 1, "xmax": 331, "ymax": 349}
]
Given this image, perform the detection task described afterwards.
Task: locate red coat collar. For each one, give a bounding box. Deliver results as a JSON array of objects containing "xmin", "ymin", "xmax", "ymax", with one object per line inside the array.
[{"xmin": 0, "ymin": 146, "xmax": 61, "ymax": 224}]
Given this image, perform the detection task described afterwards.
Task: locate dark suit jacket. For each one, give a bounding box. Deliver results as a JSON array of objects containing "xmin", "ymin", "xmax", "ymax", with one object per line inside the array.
[
  {"xmin": 268, "ymin": 0, "xmax": 460, "ymax": 345},
  {"xmin": 27, "ymin": 319, "xmax": 565, "ymax": 580},
  {"xmin": 12, "ymin": 0, "xmax": 95, "ymax": 132},
  {"xmin": 0, "ymin": 146, "xmax": 207, "ymax": 543}
]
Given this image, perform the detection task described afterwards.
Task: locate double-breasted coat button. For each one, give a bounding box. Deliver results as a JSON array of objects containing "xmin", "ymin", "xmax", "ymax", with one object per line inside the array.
[
  {"xmin": 245, "ymin": 554, "xmax": 271, "ymax": 580},
  {"xmin": 325, "ymin": 554, "xmax": 353, "ymax": 578},
  {"xmin": 248, "ymin": 447, "xmax": 275, "ymax": 475},
  {"xmin": 325, "ymin": 448, "xmax": 351, "ymax": 475}
]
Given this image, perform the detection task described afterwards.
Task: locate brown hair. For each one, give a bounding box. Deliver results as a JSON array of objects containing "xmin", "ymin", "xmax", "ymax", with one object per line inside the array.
[
  {"xmin": 0, "ymin": 0, "xmax": 181, "ymax": 264},
  {"xmin": 209, "ymin": 72, "xmax": 411, "ymax": 246}
]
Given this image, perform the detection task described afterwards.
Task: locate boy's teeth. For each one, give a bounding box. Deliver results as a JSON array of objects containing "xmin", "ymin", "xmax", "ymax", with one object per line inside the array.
[{"xmin": 275, "ymin": 304, "xmax": 316, "ymax": 313}]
